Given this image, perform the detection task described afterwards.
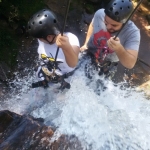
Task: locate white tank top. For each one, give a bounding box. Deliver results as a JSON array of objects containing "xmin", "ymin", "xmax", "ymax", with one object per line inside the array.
[{"xmin": 37, "ymin": 32, "xmax": 80, "ymax": 75}]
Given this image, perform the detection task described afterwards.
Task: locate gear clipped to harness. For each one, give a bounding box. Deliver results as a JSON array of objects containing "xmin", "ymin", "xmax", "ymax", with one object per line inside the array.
[
  {"xmin": 32, "ymin": 54, "xmax": 71, "ymax": 90},
  {"xmin": 85, "ymin": 45, "xmax": 118, "ymax": 79}
]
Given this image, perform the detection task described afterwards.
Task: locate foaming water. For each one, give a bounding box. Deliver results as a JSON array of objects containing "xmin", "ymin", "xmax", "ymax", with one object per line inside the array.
[
  {"xmin": 56, "ymin": 69, "xmax": 150, "ymax": 149},
  {"xmin": 1, "ymin": 57, "xmax": 150, "ymax": 149}
]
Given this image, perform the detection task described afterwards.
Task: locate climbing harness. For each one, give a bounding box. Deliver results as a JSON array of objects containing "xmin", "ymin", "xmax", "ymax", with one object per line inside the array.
[
  {"xmin": 85, "ymin": 46, "xmax": 118, "ymax": 80},
  {"xmin": 32, "ymin": 54, "xmax": 74, "ymax": 90}
]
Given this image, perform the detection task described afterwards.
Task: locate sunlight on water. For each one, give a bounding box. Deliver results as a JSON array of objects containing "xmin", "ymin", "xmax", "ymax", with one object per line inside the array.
[
  {"xmin": 56, "ymin": 70, "xmax": 150, "ymax": 150},
  {"xmin": 1, "ymin": 56, "xmax": 150, "ymax": 150}
]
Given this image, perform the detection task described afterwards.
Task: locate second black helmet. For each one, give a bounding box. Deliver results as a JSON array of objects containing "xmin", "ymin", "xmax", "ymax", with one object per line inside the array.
[{"xmin": 105, "ymin": 0, "xmax": 134, "ymax": 23}]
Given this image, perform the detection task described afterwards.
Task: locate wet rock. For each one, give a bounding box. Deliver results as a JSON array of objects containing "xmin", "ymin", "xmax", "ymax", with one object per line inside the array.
[
  {"xmin": 0, "ymin": 86, "xmax": 4, "ymax": 98},
  {"xmin": 85, "ymin": 0, "xmax": 111, "ymax": 11},
  {"xmin": 82, "ymin": 11, "xmax": 94, "ymax": 25},
  {"xmin": 50, "ymin": 135, "xmax": 83, "ymax": 150},
  {"xmin": 86, "ymin": 0, "xmax": 111, "ymax": 5},
  {"xmin": 146, "ymin": 14, "xmax": 150, "ymax": 25},
  {"xmin": 0, "ymin": 110, "xmax": 83, "ymax": 150},
  {"xmin": 45, "ymin": 0, "xmax": 68, "ymax": 16},
  {"xmin": 0, "ymin": 62, "xmax": 11, "ymax": 82}
]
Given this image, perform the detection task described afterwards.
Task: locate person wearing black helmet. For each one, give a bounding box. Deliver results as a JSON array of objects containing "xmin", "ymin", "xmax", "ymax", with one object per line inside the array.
[
  {"xmin": 28, "ymin": 9, "xmax": 80, "ymax": 89},
  {"xmin": 80, "ymin": 0, "xmax": 140, "ymax": 78}
]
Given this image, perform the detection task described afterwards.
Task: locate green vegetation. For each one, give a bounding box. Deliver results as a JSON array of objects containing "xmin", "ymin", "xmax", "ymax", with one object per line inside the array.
[
  {"xmin": 84, "ymin": 3, "xmax": 95, "ymax": 14},
  {"xmin": 0, "ymin": 27, "xmax": 18, "ymax": 68},
  {"xmin": 0, "ymin": 0, "xmax": 45, "ymax": 24},
  {"xmin": 0, "ymin": 0, "xmax": 46, "ymax": 69},
  {"xmin": 69, "ymin": 0, "xmax": 95, "ymax": 14},
  {"xmin": 69, "ymin": 0, "xmax": 83, "ymax": 12}
]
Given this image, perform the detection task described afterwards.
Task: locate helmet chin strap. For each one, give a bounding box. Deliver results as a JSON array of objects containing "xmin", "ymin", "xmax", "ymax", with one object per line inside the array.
[{"xmin": 44, "ymin": 35, "xmax": 56, "ymax": 44}]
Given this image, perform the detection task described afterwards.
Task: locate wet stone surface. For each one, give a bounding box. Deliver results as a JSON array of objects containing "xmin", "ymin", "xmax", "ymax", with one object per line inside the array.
[{"xmin": 0, "ymin": 110, "xmax": 83, "ymax": 150}]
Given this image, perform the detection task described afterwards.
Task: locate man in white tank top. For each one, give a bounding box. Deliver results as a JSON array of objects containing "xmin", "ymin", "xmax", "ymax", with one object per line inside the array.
[{"xmin": 28, "ymin": 9, "xmax": 80, "ymax": 89}]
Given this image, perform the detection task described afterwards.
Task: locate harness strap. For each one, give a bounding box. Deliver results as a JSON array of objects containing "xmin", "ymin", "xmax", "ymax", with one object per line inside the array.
[
  {"xmin": 62, "ymin": 70, "xmax": 75, "ymax": 78},
  {"xmin": 32, "ymin": 69, "xmax": 74, "ymax": 89},
  {"xmin": 32, "ymin": 80, "xmax": 48, "ymax": 88}
]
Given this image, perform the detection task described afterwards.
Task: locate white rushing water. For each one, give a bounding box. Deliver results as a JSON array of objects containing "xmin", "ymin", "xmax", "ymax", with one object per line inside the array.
[{"xmin": 1, "ymin": 55, "xmax": 150, "ymax": 150}]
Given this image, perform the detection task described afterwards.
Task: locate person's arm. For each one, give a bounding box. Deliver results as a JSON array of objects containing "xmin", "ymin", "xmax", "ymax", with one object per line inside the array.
[
  {"xmin": 80, "ymin": 22, "xmax": 94, "ymax": 52},
  {"xmin": 107, "ymin": 37, "xmax": 138, "ymax": 69},
  {"xmin": 56, "ymin": 34, "xmax": 80, "ymax": 68}
]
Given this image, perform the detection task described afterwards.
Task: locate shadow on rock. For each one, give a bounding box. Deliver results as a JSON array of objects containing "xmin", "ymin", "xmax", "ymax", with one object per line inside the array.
[{"xmin": 0, "ymin": 110, "xmax": 83, "ymax": 150}]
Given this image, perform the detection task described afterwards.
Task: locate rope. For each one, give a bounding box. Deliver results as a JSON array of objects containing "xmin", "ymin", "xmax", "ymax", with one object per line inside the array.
[{"xmin": 54, "ymin": 0, "xmax": 71, "ymax": 66}]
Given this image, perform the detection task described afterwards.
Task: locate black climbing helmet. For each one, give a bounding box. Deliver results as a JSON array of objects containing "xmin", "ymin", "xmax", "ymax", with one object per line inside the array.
[
  {"xmin": 105, "ymin": 0, "xmax": 134, "ymax": 23},
  {"xmin": 27, "ymin": 9, "xmax": 60, "ymax": 38}
]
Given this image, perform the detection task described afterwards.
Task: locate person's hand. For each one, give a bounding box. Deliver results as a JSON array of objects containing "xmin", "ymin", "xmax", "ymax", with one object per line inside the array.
[
  {"xmin": 107, "ymin": 37, "xmax": 122, "ymax": 52},
  {"xmin": 80, "ymin": 44, "xmax": 88, "ymax": 52},
  {"xmin": 56, "ymin": 34, "xmax": 70, "ymax": 49}
]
